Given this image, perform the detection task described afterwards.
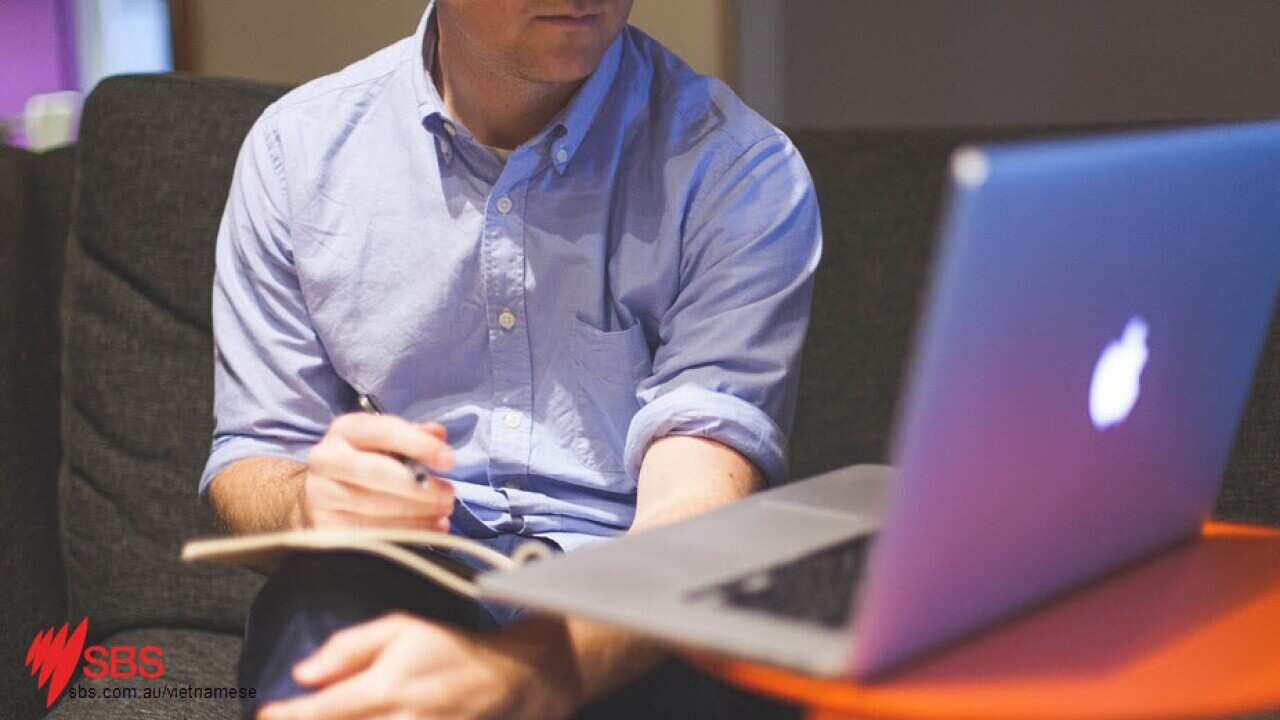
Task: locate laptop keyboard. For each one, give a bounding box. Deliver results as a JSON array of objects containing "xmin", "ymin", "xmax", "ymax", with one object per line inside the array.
[{"xmin": 688, "ymin": 534, "xmax": 874, "ymax": 629}]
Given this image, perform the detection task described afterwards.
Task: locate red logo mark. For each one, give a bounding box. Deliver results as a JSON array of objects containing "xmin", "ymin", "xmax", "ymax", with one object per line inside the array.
[
  {"xmin": 25, "ymin": 618, "xmax": 89, "ymax": 708},
  {"xmin": 24, "ymin": 617, "xmax": 167, "ymax": 707}
]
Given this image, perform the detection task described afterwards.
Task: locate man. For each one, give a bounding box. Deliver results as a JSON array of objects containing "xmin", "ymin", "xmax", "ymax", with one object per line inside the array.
[{"xmin": 202, "ymin": 0, "xmax": 821, "ymax": 717}]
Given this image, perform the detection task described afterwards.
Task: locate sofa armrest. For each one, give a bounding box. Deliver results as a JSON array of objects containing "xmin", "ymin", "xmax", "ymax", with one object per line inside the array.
[
  {"xmin": 1218, "ymin": 310, "xmax": 1280, "ymax": 527},
  {"xmin": 0, "ymin": 145, "xmax": 70, "ymax": 720}
]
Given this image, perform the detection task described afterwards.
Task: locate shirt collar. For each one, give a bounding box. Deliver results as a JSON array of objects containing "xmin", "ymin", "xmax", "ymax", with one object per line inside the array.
[
  {"xmin": 405, "ymin": 1, "xmax": 623, "ymax": 175},
  {"xmin": 409, "ymin": 5, "xmax": 442, "ymax": 116},
  {"xmin": 540, "ymin": 30, "xmax": 622, "ymax": 174}
]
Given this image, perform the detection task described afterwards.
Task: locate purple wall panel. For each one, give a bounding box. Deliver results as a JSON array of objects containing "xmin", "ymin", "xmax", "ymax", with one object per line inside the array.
[{"xmin": 1, "ymin": 0, "xmax": 77, "ymax": 139}]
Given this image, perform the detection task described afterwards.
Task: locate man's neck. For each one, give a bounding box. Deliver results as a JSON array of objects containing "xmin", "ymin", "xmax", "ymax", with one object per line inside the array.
[{"xmin": 431, "ymin": 19, "xmax": 584, "ymax": 151}]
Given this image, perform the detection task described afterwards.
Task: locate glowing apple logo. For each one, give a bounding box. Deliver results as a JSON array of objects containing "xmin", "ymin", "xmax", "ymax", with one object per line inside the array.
[{"xmin": 1089, "ymin": 317, "xmax": 1150, "ymax": 430}]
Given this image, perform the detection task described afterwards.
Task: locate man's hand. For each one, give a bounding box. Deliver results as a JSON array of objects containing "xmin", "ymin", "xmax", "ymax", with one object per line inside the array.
[
  {"xmin": 257, "ymin": 612, "xmax": 581, "ymax": 720},
  {"xmin": 299, "ymin": 413, "xmax": 458, "ymax": 531},
  {"xmin": 223, "ymin": 434, "xmax": 757, "ymax": 719}
]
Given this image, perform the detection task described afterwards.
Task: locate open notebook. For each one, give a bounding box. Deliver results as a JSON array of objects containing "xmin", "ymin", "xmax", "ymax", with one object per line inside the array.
[{"xmin": 181, "ymin": 529, "xmax": 554, "ymax": 598}]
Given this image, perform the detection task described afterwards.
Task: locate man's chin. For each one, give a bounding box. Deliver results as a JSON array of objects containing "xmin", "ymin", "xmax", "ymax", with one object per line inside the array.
[{"xmin": 521, "ymin": 47, "xmax": 610, "ymax": 84}]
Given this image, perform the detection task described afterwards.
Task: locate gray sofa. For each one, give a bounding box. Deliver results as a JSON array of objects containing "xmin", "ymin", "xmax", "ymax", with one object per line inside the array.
[{"xmin": 2, "ymin": 75, "xmax": 1276, "ymax": 720}]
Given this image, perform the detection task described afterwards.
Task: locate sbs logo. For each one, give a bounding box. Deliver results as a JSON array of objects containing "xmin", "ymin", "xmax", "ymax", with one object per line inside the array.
[{"xmin": 24, "ymin": 618, "xmax": 166, "ymax": 707}]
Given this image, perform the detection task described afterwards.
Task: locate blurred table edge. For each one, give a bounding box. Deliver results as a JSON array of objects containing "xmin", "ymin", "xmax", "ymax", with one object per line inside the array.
[{"xmin": 686, "ymin": 521, "xmax": 1280, "ymax": 720}]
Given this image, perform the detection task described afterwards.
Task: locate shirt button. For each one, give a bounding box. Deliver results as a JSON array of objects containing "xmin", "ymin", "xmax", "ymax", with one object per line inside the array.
[
  {"xmin": 440, "ymin": 142, "xmax": 451, "ymax": 157},
  {"xmin": 503, "ymin": 411, "xmax": 521, "ymax": 429},
  {"xmin": 555, "ymin": 147, "xmax": 569, "ymax": 164},
  {"xmin": 497, "ymin": 309, "xmax": 517, "ymax": 330},
  {"xmin": 443, "ymin": 121, "xmax": 457, "ymax": 136},
  {"xmin": 496, "ymin": 196, "xmax": 513, "ymax": 214},
  {"xmin": 503, "ymin": 478, "xmax": 521, "ymax": 491}
]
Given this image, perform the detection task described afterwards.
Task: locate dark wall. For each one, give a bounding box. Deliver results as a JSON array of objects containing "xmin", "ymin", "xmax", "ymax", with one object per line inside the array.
[{"xmin": 781, "ymin": 0, "xmax": 1280, "ymax": 128}]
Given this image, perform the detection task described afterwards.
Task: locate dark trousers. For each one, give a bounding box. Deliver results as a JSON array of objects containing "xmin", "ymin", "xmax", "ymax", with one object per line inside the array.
[{"xmin": 238, "ymin": 546, "xmax": 800, "ymax": 719}]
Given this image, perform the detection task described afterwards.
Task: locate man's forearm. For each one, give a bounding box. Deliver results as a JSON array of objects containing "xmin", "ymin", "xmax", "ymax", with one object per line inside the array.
[
  {"xmin": 540, "ymin": 434, "xmax": 764, "ymax": 710},
  {"xmin": 208, "ymin": 456, "xmax": 307, "ymax": 535}
]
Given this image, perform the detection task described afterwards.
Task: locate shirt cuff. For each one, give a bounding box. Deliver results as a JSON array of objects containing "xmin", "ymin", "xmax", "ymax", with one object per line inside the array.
[
  {"xmin": 198, "ymin": 434, "xmax": 316, "ymax": 497},
  {"xmin": 623, "ymin": 384, "xmax": 788, "ymax": 486}
]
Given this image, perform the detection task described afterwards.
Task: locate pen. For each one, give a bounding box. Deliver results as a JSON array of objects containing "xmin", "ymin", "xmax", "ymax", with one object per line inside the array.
[{"xmin": 357, "ymin": 393, "xmax": 432, "ymax": 484}]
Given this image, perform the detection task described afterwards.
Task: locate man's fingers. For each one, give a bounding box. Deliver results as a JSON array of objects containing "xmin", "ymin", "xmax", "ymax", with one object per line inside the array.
[
  {"xmin": 259, "ymin": 670, "xmax": 393, "ymax": 720},
  {"xmin": 310, "ymin": 440, "xmax": 456, "ymax": 503},
  {"xmin": 316, "ymin": 508, "xmax": 450, "ymax": 532},
  {"xmin": 309, "ymin": 441, "xmax": 415, "ymax": 490},
  {"xmin": 330, "ymin": 413, "xmax": 454, "ymax": 470},
  {"xmin": 293, "ymin": 613, "xmax": 412, "ymax": 687},
  {"xmin": 422, "ymin": 422, "xmax": 448, "ymax": 441},
  {"xmin": 323, "ymin": 478, "xmax": 454, "ymax": 517},
  {"xmin": 422, "ymin": 475, "xmax": 454, "ymax": 497}
]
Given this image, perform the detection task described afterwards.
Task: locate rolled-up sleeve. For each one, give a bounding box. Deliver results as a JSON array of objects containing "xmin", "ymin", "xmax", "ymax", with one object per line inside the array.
[
  {"xmin": 623, "ymin": 132, "xmax": 822, "ymax": 485},
  {"xmin": 199, "ymin": 114, "xmax": 354, "ymax": 496}
]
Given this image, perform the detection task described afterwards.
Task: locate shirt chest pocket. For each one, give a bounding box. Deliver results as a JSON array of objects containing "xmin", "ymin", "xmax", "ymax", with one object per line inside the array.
[{"xmin": 555, "ymin": 317, "xmax": 653, "ymax": 477}]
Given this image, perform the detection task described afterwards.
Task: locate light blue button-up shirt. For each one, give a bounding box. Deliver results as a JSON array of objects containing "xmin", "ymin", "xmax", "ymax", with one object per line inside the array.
[{"xmin": 201, "ymin": 7, "xmax": 822, "ymax": 551}]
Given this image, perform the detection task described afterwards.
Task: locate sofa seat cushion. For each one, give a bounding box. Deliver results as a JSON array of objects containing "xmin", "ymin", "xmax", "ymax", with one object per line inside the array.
[{"xmin": 46, "ymin": 627, "xmax": 243, "ymax": 720}]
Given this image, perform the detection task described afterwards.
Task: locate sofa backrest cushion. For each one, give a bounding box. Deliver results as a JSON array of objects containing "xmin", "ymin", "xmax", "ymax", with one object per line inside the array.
[
  {"xmin": 787, "ymin": 126, "xmax": 1278, "ymax": 526},
  {"xmin": 60, "ymin": 75, "xmax": 288, "ymax": 639}
]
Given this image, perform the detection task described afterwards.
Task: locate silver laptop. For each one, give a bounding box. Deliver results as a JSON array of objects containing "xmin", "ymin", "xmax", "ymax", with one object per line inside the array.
[{"xmin": 478, "ymin": 122, "xmax": 1280, "ymax": 679}]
